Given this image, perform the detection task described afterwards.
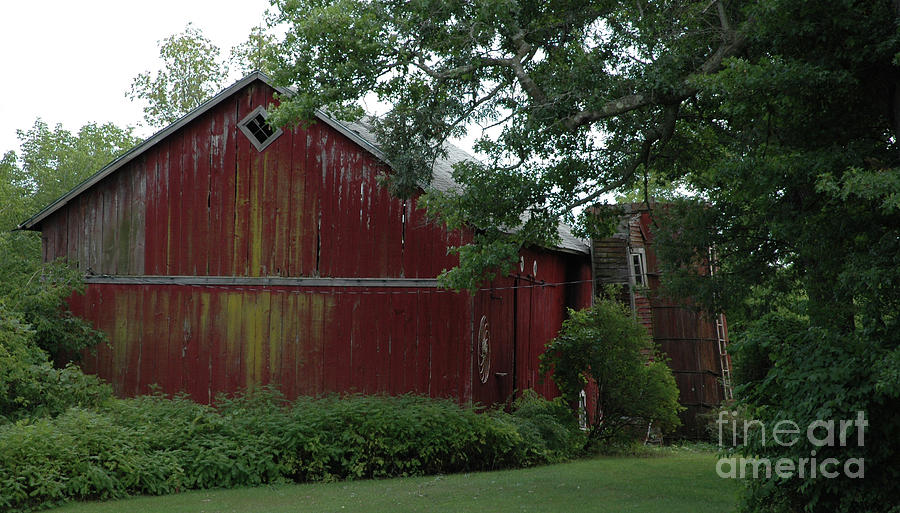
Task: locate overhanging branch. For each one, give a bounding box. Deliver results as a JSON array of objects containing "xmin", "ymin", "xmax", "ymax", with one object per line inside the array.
[{"xmin": 567, "ymin": 103, "xmax": 679, "ymax": 210}]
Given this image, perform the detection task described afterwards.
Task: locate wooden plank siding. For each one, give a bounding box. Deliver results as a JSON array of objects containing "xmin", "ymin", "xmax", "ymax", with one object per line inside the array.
[
  {"xmin": 68, "ymin": 283, "xmax": 475, "ymax": 401},
  {"xmin": 470, "ymin": 249, "xmax": 592, "ymax": 407}
]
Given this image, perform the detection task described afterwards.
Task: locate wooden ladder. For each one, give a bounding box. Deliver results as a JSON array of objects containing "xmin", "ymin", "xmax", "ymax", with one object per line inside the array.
[{"xmin": 716, "ymin": 314, "xmax": 734, "ymax": 401}]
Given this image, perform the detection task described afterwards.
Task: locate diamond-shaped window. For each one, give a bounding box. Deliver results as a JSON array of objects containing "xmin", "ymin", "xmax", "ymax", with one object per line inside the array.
[{"xmin": 238, "ymin": 106, "xmax": 282, "ymax": 151}]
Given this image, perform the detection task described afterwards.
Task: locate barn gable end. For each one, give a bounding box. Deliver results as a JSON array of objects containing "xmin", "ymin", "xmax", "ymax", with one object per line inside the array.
[{"xmin": 31, "ymin": 77, "xmax": 463, "ymax": 280}]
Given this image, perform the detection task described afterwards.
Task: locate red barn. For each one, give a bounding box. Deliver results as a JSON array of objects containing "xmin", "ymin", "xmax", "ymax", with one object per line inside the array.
[{"xmin": 18, "ymin": 72, "xmax": 592, "ymax": 407}]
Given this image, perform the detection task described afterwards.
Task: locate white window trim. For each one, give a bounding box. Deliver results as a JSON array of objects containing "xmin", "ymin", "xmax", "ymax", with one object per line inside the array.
[
  {"xmin": 629, "ymin": 248, "xmax": 648, "ymax": 286},
  {"xmin": 238, "ymin": 106, "xmax": 283, "ymax": 152}
]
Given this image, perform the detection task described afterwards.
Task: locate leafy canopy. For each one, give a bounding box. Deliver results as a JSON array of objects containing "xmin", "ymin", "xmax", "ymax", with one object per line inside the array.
[
  {"xmin": 265, "ymin": 0, "xmax": 747, "ymax": 289},
  {"xmin": 1, "ymin": 118, "xmax": 140, "ymax": 231},
  {"xmin": 229, "ymin": 25, "xmax": 281, "ymax": 76},
  {"xmin": 0, "ymin": 119, "xmax": 130, "ymax": 362},
  {"xmin": 126, "ymin": 23, "xmax": 286, "ymax": 129}
]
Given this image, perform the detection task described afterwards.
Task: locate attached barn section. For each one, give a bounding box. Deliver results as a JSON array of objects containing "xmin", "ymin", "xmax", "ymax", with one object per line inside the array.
[
  {"xmin": 21, "ymin": 72, "xmax": 592, "ymax": 407},
  {"xmin": 591, "ymin": 203, "xmax": 733, "ymax": 437}
]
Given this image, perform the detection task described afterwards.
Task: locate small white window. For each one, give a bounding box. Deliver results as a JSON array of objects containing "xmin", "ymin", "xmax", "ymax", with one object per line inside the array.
[
  {"xmin": 238, "ymin": 106, "xmax": 282, "ymax": 151},
  {"xmin": 629, "ymin": 248, "xmax": 647, "ymax": 286}
]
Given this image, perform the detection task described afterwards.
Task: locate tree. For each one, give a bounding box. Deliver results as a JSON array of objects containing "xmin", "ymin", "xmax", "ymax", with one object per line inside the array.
[
  {"xmin": 0, "ymin": 151, "xmax": 26, "ymax": 233},
  {"xmin": 265, "ymin": 0, "xmax": 747, "ymax": 289},
  {"xmin": 1, "ymin": 119, "xmax": 136, "ymax": 362},
  {"xmin": 539, "ymin": 295, "xmax": 681, "ymax": 448},
  {"xmin": 229, "ymin": 25, "xmax": 280, "ymax": 76},
  {"xmin": 265, "ymin": 1, "xmax": 900, "ymax": 510},
  {"xmin": 0, "ymin": 300, "xmax": 111, "ymax": 423},
  {"xmin": 127, "ymin": 23, "xmax": 229, "ymax": 128}
]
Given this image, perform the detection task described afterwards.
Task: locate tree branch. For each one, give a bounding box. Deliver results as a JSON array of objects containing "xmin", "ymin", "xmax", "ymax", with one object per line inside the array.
[
  {"xmin": 567, "ymin": 103, "xmax": 679, "ymax": 210},
  {"xmin": 716, "ymin": 0, "xmax": 732, "ymax": 34},
  {"xmin": 445, "ymin": 82, "xmax": 507, "ymax": 134},
  {"xmin": 561, "ymin": 20, "xmax": 746, "ymax": 131}
]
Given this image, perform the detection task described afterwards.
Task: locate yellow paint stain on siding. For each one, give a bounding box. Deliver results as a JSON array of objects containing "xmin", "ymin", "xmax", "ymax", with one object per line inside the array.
[
  {"xmin": 225, "ymin": 292, "xmax": 244, "ymax": 385},
  {"xmin": 233, "ymin": 161, "xmax": 248, "ymax": 276},
  {"xmin": 294, "ymin": 292, "xmax": 309, "ymax": 370},
  {"xmin": 244, "ymin": 292, "xmax": 271, "ymax": 388},
  {"xmin": 268, "ymin": 293, "xmax": 283, "ymax": 381},
  {"xmin": 198, "ymin": 291, "xmax": 211, "ymax": 390},
  {"xmin": 201, "ymin": 289, "xmax": 338, "ymax": 395},
  {"xmin": 248, "ymin": 158, "xmax": 264, "ymax": 277},
  {"xmin": 198, "ymin": 291, "xmax": 211, "ymax": 329},
  {"xmin": 310, "ymin": 293, "xmax": 325, "ymax": 353},
  {"xmin": 280, "ymin": 293, "xmax": 296, "ymax": 395},
  {"xmin": 308, "ymin": 294, "xmax": 335, "ymax": 356}
]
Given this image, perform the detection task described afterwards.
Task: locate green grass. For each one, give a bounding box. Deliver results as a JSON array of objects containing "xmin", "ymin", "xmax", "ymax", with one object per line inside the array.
[{"xmin": 49, "ymin": 449, "xmax": 741, "ymax": 513}]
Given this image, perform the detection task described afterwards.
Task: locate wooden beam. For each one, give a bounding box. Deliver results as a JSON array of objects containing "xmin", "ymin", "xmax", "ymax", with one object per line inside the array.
[{"xmin": 83, "ymin": 275, "xmax": 441, "ymax": 288}]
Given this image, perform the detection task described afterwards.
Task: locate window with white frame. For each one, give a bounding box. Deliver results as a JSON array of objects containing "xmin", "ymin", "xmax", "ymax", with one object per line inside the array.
[
  {"xmin": 629, "ymin": 248, "xmax": 647, "ymax": 286},
  {"xmin": 238, "ymin": 106, "xmax": 282, "ymax": 151}
]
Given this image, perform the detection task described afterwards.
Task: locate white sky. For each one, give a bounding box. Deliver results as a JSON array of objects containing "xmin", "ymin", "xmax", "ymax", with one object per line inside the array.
[{"xmin": 0, "ymin": 0, "xmax": 272, "ymax": 156}]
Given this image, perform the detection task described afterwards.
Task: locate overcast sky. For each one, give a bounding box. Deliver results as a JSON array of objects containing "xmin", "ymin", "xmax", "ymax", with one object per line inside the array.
[{"xmin": 0, "ymin": 0, "xmax": 272, "ymax": 156}]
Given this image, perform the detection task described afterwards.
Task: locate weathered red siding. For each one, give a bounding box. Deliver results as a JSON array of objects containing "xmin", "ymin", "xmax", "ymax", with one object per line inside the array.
[
  {"xmin": 471, "ymin": 249, "xmax": 592, "ymax": 407},
  {"xmin": 68, "ymin": 283, "xmax": 475, "ymax": 402},
  {"xmin": 44, "ymin": 81, "xmax": 463, "ymax": 279}
]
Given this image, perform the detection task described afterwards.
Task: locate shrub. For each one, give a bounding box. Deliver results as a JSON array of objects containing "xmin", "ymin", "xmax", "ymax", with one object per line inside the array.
[
  {"xmin": 0, "ymin": 304, "xmax": 44, "ymax": 411},
  {"xmin": 0, "ymin": 238, "xmax": 106, "ymax": 363},
  {"xmin": 539, "ymin": 295, "xmax": 683, "ymax": 448},
  {"xmin": 0, "ymin": 303, "xmax": 111, "ymax": 423},
  {"xmin": 732, "ymin": 317, "xmax": 900, "ymax": 513},
  {"xmin": 0, "ymin": 408, "xmax": 182, "ymax": 512},
  {"xmin": 0, "ymin": 389, "xmax": 580, "ymax": 512},
  {"xmin": 505, "ymin": 390, "xmax": 583, "ymax": 463},
  {"xmin": 279, "ymin": 394, "xmax": 529, "ymax": 481}
]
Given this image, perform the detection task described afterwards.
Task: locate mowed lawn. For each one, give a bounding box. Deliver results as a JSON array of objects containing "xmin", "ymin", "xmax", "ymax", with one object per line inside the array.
[{"xmin": 50, "ymin": 449, "xmax": 740, "ymax": 513}]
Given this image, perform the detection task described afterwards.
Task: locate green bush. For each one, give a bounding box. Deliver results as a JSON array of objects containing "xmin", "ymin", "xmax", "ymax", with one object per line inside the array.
[
  {"xmin": 278, "ymin": 393, "xmax": 538, "ymax": 481},
  {"xmin": 732, "ymin": 317, "xmax": 900, "ymax": 513},
  {"xmin": 0, "ymin": 389, "xmax": 580, "ymax": 512},
  {"xmin": 0, "ymin": 234, "xmax": 106, "ymax": 363},
  {"xmin": 540, "ymin": 294, "xmax": 683, "ymax": 448},
  {"xmin": 504, "ymin": 390, "xmax": 583, "ymax": 464},
  {"xmin": 0, "ymin": 407, "xmax": 183, "ymax": 512},
  {"xmin": 0, "ymin": 303, "xmax": 111, "ymax": 423}
]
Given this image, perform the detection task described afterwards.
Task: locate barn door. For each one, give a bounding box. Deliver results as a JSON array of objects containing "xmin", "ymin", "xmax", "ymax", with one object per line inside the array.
[
  {"xmin": 472, "ymin": 277, "xmax": 516, "ymax": 407},
  {"xmin": 514, "ymin": 277, "xmax": 534, "ymax": 393}
]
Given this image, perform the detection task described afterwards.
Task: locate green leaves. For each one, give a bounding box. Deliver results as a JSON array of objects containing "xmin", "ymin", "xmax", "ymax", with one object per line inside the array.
[
  {"xmin": 2, "ymin": 119, "xmax": 139, "ymax": 231},
  {"xmin": 540, "ymin": 295, "xmax": 682, "ymax": 448},
  {"xmin": 0, "ymin": 302, "xmax": 111, "ymax": 424},
  {"xmin": 126, "ymin": 23, "xmax": 229, "ymax": 128},
  {"xmin": 732, "ymin": 318, "xmax": 900, "ymax": 512}
]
